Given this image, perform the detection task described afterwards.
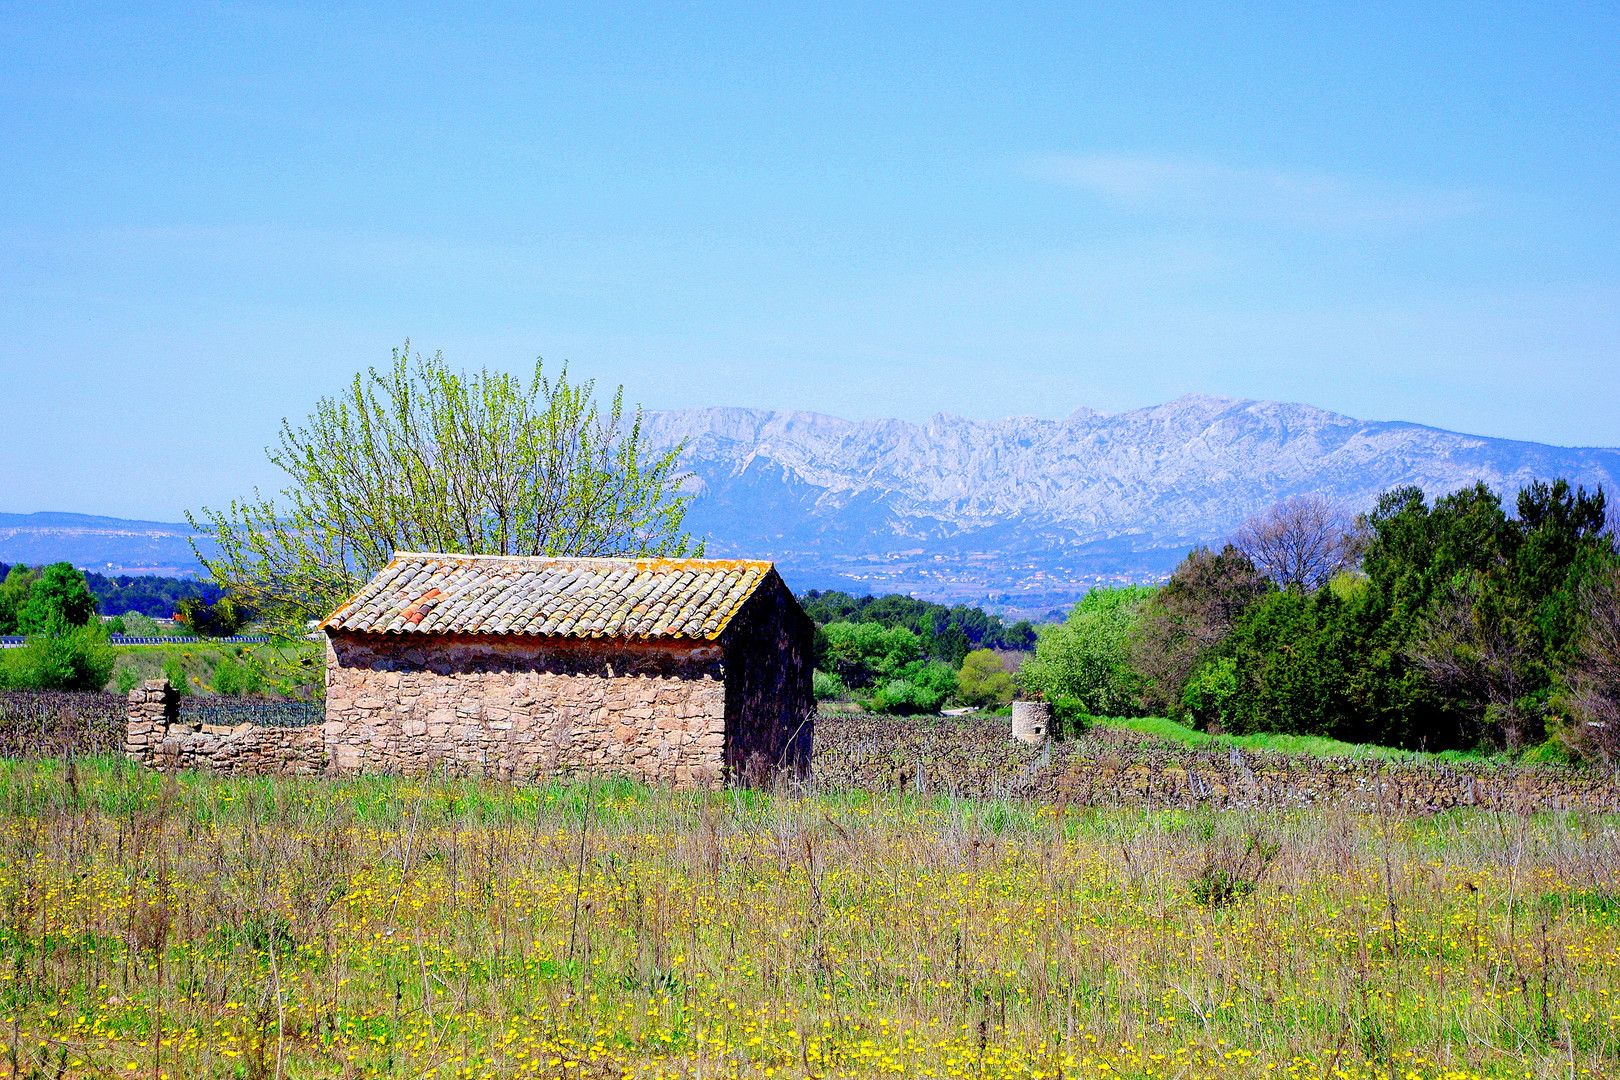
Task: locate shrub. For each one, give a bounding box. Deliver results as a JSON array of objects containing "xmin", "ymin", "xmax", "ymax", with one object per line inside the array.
[
  {"xmin": 812, "ymin": 669, "xmax": 847, "ymax": 702},
  {"xmin": 1190, "ymin": 831, "xmax": 1280, "ymax": 908},
  {"xmin": 174, "ymin": 596, "xmax": 247, "ymax": 637},
  {"xmin": 162, "ymin": 655, "xmax": 191, "ymax": 695},
  {"xmin": 868, "ymin": 662, "xmax": 958, "ymax": 715},
  {"xmin": 1050, "ymin": 694, "xmax": 1088, "ymax": 736},
  {"xmin": 1181, "ymin": 656, "xmax": 1239, "ymax": 730},
  {"xmin": 0, "ymin": 626, "xmax": 116, "ymax": 692},
  {"xmin": 212, "ymin": 654, "xmax": 267, "ymax": 697},
  {"xmin": 117, "ymin": 611, "xmax": 164, "ymax": 637},
  {"xmin": 114, "ymin": 665, "xmax": 140, "ymax": 695}
]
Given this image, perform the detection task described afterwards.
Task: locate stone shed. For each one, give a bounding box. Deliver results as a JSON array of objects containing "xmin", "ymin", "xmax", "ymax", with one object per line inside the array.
[{"xmin": 320, "ymin": 554, "xmax": 815, "ymax": 788}]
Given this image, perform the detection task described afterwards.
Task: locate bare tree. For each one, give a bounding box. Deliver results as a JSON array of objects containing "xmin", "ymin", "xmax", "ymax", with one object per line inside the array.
[
  {"xmin": 1129, "ymin": 544, "xmax": 1268, "ymax": 713},
  {"xmin": 1410, "ymin": 574, "xmax": 1540, "ymax": 751},
  {"xmin": 1231, "ymin": 495, "xmax": 1360, "ymax": 591},
  {"xmin": 1565, "ymin": 566, "xmax": 1620, "ymax": 768}
]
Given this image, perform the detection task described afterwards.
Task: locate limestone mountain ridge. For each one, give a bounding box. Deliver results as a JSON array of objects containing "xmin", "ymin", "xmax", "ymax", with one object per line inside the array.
[{"xmin": 641, "ymin": 394, "xmax": 1620, "ymax": 610}]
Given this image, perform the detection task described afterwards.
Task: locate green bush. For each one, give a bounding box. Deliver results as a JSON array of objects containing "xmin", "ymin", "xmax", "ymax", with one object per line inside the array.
[
  {"xmin": 213, "ymin": 654, "xmax": 267, "ymax": 697},
  {"xmin": 0, "ymin": 626, "xmax": 116, "ymax": 691},
  {"xmin": 867, "ymin": 662, "xmax": 958, "ymax": 715},
  {"xmin": 1050, "ymin": 695, "xmax": 1088, "ymax": 736},
  {"xmin": 812, "ymin": 669, "xmax": 846, "ymax": 701},
  {"xmin": 162, "ymin": 655, "xmax": 191, "ymax": 695},
  {"xmin": 175, "ymin": 596, "xmax": 246, "ymax": 637},
  {"xmin": 114, "ymin": 665, "xmax": 140, "ymax": 694},
  {"xmin": 957, "ymin": 649, "xmax": 1014, "ymax": 707},
  {"xmin": 1181, "ymin": 656, "xmax": 1239, "ymax": 730},
  {"xmin": 117, "ymin": 611, "xmax": 164, "ymax": 636}
]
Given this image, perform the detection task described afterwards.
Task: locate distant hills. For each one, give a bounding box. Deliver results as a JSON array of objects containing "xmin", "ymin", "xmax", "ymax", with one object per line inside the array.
[
  {"xmin": 640, "ymin": 395, "xmax": 1620, "ymax": 612},
  {"xmin": 0, "ymin": 512, "xmax": 214, "ymax": 578},
  {"xmin": 5, "ymin": 395, "xmax": 1617, "ymax": 616}
]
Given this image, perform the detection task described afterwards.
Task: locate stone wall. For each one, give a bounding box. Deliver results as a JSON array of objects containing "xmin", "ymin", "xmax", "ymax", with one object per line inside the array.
[
  {"xmin": 811, "ymin": 714, "xmax": 1620, "ymax": 813},
  {"xmin": 325, "ymin": 633, "xmax": 730, "ymax": 789},
  {"xmin": 125, "ymin": 679, "xmax": 326, "ymax": 775}
]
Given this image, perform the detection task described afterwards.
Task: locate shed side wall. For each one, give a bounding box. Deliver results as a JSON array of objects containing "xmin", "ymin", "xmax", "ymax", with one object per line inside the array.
[
  {"xmin": 720, "ymin": 573, "xmax": 815, "ymax": 782},
  {"xmin": 325, "ymin": 634, "xmax": 727, "ymax": 789}
]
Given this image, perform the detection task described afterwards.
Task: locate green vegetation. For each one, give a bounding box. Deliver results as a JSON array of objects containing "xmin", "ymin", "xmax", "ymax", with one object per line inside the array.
[
  {"xmin": 1090, "ymin": 713, "xmax": 1489, "ymax": 763},
  {"xmin": 0, "ymin": 625, "xmax": 115, "ymax": 691},
  {"xmin": 800, "ymin": 588, "xmax": 1036, "ymax": 663},
  {"xmin": 815, "ymin": 621, "xmax": 958, "ymax": 713},
  {"xmin": 1019, "ymin": 583, "xmax": 1155, "ymax": 716},
  {"xmin": 1014, "ymin": 478, "xmax": 1620, "ymax": 764},
  {"xmin": 173, "ymin": 593, "xmax": 249, "ymax": 636},
  {"xmin": 191, "ymin": 345, "xmax": 700, "ymax": 633},
  {"xmin": 110, "ymin": 641, "xmax": 323, "ymax": 699},
  {"xmin": 0, "ymin": 562, "xmax": 117, "ymax": 690},
  {"xmin": 801, "ymin": 591, "xmax": 1035, "ymax": 712},
  {"xmin": 0, "ymin": 760, "xmax": 1615, "ymax": 1079},
  {"xmin": 955, "ymin": 647, "xmax": 1015, "ymax": 707}
]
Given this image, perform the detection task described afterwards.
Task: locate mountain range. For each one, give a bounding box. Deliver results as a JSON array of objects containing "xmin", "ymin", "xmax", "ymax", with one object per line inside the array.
[
  {"xmin": 3, "ymin": 395, "xmax": 1617, "ymax": 616},
  {"xmin": 639, "ymin": 395, "xmax": 1620, "ymax": 613}
]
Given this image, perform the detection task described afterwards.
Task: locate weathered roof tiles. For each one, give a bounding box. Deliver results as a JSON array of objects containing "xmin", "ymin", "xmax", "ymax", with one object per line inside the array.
[{"xmin": 320, "ymin": 553, "xmax": 775, "ymax": 641}]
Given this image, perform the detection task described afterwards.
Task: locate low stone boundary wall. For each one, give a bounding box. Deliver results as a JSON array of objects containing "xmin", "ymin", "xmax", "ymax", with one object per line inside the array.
[
  {"xmin": 125, "ymin": 680, "xmax": 325, "ymax": 776},
  {"xmin": 119, "ymin": 687, "xmax": 1620, "ymax": 814},
  {"xmin": 810, "ymin": 714, "xmax": 1620, "ymax": 813}
]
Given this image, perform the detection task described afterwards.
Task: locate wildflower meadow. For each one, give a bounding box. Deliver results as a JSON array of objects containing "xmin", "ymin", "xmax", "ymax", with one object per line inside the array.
[{"xmin": 0, "ymin": 757, "xmax": 1616, "ymax": 1079}]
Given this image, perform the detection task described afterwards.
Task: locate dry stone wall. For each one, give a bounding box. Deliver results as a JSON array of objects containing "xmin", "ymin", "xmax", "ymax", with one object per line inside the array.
[
  {"xmin": 124, "ymin": 680, "xmax": 325, "ymax": 775},
  {"xmin": 324, "ymin": 634, "xmax": 729, "ymax": 789},
  {"xmin": 811, "ymin": 714, "xmax": 1620, "ymax": 813}
]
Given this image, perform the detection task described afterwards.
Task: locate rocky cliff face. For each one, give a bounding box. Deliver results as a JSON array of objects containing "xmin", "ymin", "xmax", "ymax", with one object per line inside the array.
[{"xmin": 642, "ymin": 395, "xmax": 1620, "ymax": 610}]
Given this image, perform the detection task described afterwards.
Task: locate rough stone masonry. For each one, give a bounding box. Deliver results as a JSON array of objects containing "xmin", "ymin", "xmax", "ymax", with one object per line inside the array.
[
  {"xmin": 124, "ymin": 679, "xmax": 325, "ymax": 775},
  {"xmin": 127, "ymin": 554, "xmax": 817, "ymax": 790},
  {"xmin": 321, "ymin": 635, "xmax": 731, "ymax": 787}
]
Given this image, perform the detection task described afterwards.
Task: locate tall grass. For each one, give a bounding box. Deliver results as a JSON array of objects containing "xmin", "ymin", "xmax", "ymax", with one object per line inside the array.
[{"xmin": 0, "ymin": 757, "xmax": 1615, "ymax": 1078}]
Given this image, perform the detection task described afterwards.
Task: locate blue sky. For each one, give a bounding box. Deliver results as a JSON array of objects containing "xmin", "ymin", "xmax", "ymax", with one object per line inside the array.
[{"xmin": 3, "ymin": 2, "xmax": 1618, "ymax": 520}]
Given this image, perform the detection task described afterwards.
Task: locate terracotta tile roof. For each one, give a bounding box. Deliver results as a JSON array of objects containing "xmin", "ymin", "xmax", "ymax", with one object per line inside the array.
[{"xmin": 320, "ymin": 553, "xmax": 777, "ymax": 641}]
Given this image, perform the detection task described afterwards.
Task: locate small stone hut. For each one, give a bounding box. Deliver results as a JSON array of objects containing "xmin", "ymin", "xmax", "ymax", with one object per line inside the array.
[{"xmin": 320, "ymin": 553, "xmax": 815, "ymax": 788}]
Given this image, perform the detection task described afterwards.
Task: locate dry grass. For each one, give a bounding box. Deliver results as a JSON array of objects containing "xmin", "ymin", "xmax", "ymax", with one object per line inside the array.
[{"xmin": 0, "ymin": 757, "xmax": 1616, "ymax": 1079}]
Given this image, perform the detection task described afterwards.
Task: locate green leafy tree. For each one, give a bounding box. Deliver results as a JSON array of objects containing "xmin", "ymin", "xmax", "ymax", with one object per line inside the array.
[
  {"xmin": 956, "ymin": 649, "xmax": 1014, "ymax": 707},
  {"xmin": 17, "ymin": 563, "xmax": 97, "ymax": 635},
  {"xmin": 1180, "ymin": 656, "xmax": 1239, "ymax": 730},
  {"xmin": 797, "ymin": 590, "xmax": 1023, "ymax": 659},
  {"xmin": 191, "ymin": 344, "xmax": 700, "ymax": 632},
  {"xmin": 868, "ymin": 662, "xmax": 958, "ymax": 715},
  {"xmin": 1130, "ymin": 545, "xmax": 1269, "ymax": 715},
  {"xmin": 174, "ymin": 596, "xmax": 247, "ymax": 637},
  {"xmin": 0, "ymin": 565, "xmax": 40, "ymax": 634},
  {"xmin": 1020, "ymin": 585, "xmax": 1156, "ymax": 716},
  {"xmin": 818, "ymin": 622, "xmax": 924, "ymax": 690}
]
